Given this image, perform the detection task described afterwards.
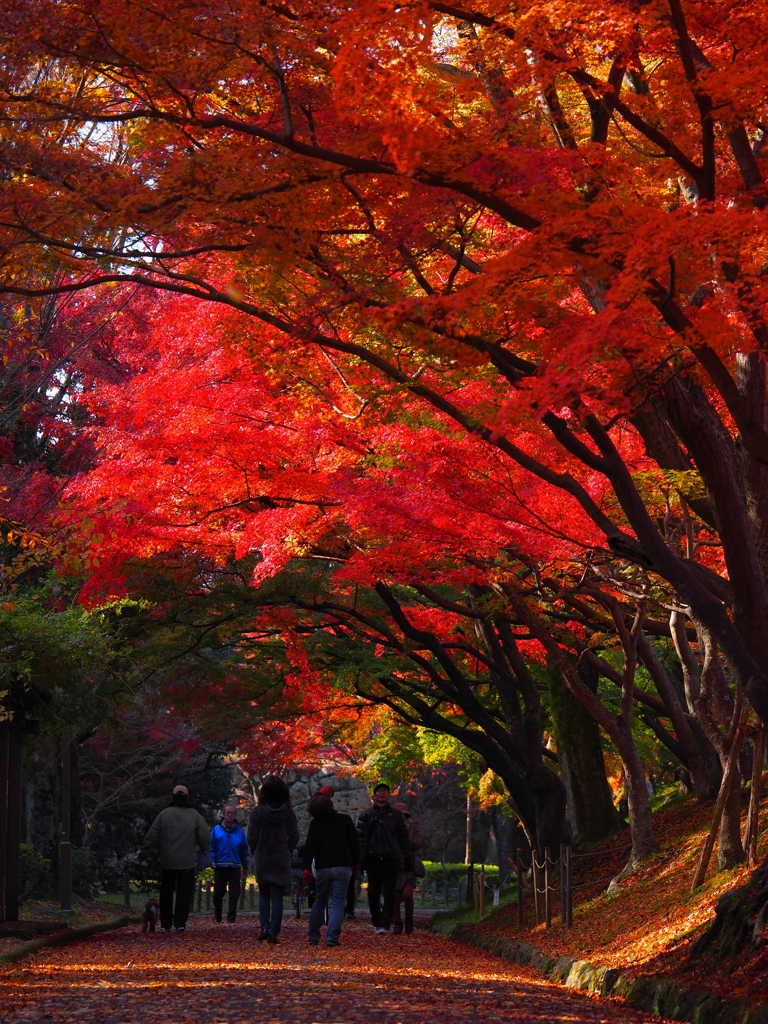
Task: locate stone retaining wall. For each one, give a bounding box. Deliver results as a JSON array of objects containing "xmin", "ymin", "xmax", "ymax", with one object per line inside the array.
[{"xmin": 448, "ymin": 925, "xmax": 768, "ymax": 1024}]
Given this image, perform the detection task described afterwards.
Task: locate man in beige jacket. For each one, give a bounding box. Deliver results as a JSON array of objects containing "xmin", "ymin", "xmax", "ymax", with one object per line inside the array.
[{"xmin": 140, "ymin": 785, "xmax": 210, "ymax": 932}]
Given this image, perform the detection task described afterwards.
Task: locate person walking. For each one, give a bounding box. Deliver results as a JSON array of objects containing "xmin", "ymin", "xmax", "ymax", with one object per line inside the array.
[
  {"xmin": 302, "ymin": 792, "xmax": 360, "ymax": 948},
  {"xmin": 344, "ymin": 870, "xmax": 360, "ymax": 920},
  {"xmin": 210, "ymin": 804, "xmax": 249, "ymax": 923},
  {"xmin": 247, "ymin": 776, "xmax": 299, "ymax": 944},
  {"xmin": 139, "ymin": 784, "xmax": 210, "ymax": 933},
  {"xmin": 391, "ymin": 802, "xmax": 422, "ymax": 934},
  {"xmin": 356, "ymin": 783, "xmax": 410, "ymax": 934}
]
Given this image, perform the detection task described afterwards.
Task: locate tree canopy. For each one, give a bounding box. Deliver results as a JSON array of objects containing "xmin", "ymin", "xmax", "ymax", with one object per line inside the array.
[{"xmin": 2, "ymin": 0, "xmax": 768, "ymax": 867}]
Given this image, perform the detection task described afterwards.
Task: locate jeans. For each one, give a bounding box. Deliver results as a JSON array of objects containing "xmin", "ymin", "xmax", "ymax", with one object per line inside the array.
[
  {"xmin": 213, "ymin": 866, "xmax": 242, "ymax": 922},
  {"xmin": 345, "ymin": 872, "xmax": 359, "ymax": 915},
  {"xmin": 258, "ymin": 883, "xmax": 285, "ymax": 938},
  {"xmin": 308, "ymin": 866, "xmax": 352, "ymax": 943},
  {"xmin": 158, "ymin": 867, "xmax": 196, "ymax": 930},
  {"xmin": 365, "ymin": 857, "xmax": 399, "ymax": 929}
]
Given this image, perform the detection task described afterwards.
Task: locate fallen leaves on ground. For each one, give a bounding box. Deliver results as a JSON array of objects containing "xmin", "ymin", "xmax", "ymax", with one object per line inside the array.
[
  {"xmin": 470, "ymin": 790, "xmax": 768, "ymax": 1004},
  {"xmin": 0, "ymin": 915, "xmax": 669, "ymax": 1023}
]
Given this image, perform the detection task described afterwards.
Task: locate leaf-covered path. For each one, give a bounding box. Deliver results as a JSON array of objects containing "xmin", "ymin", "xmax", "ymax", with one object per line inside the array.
[{"xmin": 0, "ymin": 916, "xmax": 667, "ymax": 1023}]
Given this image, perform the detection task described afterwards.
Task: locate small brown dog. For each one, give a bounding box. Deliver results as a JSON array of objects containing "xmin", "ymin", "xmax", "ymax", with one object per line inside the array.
[{"xmin": 142, "ymin": 897, "xmax": 159, "ymax": 933}]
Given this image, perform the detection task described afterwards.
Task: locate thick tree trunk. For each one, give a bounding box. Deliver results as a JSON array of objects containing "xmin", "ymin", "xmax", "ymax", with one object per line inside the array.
[
  {"xmin": 489, "ymin": 805, "xmax": 508, "ymax": 876},
  {"xmin": 687, "ymin": 716, "xmax": 723, "ymax": 800},
  {"xmin": 373, "ymin": 583, "xmax": 568, "ymax": 858},
  {"xmin": 548, "ymin": 664, "xmax": 620, "ymax": 844},
  {"xmin": 717, "ymin": 767, "xmax": 746, "ymax": 870},
  {"xmin": 501, "ymin": 584, "xmax": 657, "ymax": 869},
  {"xmin": 639, "ymin": 629, "xmax": 721, "ymax": 801},
  {"xmin": 530, "ymin": 764, "xmax": 568, "ymax": 855},
  {"xmin": 618, "ymin": 722, "xmax": 660, "ymax": 868}
]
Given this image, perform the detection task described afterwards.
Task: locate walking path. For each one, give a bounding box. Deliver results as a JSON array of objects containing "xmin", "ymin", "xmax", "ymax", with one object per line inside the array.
[{"xmin": 0, "ymin": 914, "xmax": 668, "ymax": 1023}]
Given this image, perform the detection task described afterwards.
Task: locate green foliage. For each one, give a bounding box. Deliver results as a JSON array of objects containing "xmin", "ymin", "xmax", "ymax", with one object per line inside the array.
[
  {"xmin": 0, "ymin": 598, "xmax": 110, "ymax": 681},
  {"xmin": 357, "ymin": 717, "xmax": 426, "ymax": 785},
  {"xmin": 71, "ymin": 846, "xmax": 100, "ymax": 899},
  {"xmin": 430, "ymin": 882, "xmax": 518, "ymax": 935},
  {"xmin": 0, "ymin": 576, "xmax": 124, "ymax": 724},
  {"xmin": 422, "ymin": 860, "xmax": 500, "ymax": 883},
  {"xmin": 19, "ymin": 844, "xmax": 53, "ymax": 900}
]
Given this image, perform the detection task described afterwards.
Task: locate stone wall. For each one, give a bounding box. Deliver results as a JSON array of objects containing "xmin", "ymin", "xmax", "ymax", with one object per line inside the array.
[{"xmin": 285, "ymin": 770, "xmax": 371, "ymax": 842}]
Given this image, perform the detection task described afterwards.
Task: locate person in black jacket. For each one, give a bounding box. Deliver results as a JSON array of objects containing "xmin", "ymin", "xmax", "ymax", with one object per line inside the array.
[
  {"xmin": 356, "ymin": 783, "xmax": 410, "ymax": 934},
  {"xmin": 302, "ymin": 793, "xmax": 360, "ymax": 947}
]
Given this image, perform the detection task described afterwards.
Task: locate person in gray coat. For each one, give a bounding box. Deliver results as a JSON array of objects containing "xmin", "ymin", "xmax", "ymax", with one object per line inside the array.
[
  {"xmin": 139, "ymin": 784, "xmax": 209, "ymax": 932},
  {"xmin": 247, "ymin": 776, "xmax": 299, "ymax": 943}
]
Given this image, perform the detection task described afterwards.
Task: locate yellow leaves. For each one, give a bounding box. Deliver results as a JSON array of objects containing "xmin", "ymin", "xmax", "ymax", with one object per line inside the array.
[
  {"xmin": 225, "ymin": 284, "xmax": 247, "ymax": 304},
  {"xmin": 631, "ymin": 468, "xmax": 707, "ymax": 509}
]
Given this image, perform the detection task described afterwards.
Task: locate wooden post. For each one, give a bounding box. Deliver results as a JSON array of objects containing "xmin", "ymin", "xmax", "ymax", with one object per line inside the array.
[
  {"xmin": 516, "ymin": 849, "xmax": 523, "ymax": 928},
  {"xmin": 0, "ymin": 720, "xmax": 9, "ymax": 922},
  {"xmin": 59, "ymin": 736, "xmax": 73, "ymax": 914},
  {"xmin": 195, "ymin": 879, "xmax": 202, "ymax": 912},
  {"xmin": 205, "ymin": 880, "xmax": 212, "ymax": 910},
  {"xmin": 743, "ymin": 727, "xmax": 765, "ymax": 868},
  {"xmin": 239, "ymin": 877, "xmax": 245, "ymax": 909},
  {"xmin": 544, "ymin": 848, "xmax": 551, "ymax": 928},
  {"xmin": 249, "ymin": 882, "xmax": 255, "ymax": 910},
  {"xmin": 692, "ymin": 708, "xmax": 748, "ymax": 891},
  {"xmin": 465, "ymin": 792, "xmax": 472, "ymax": 866},
  {"xmin": 478, "ymin": 870, "xmax": 485, "ymax": 917},
  {"xmin": 4, "ymin": 712, "xmax": 24, "ymax": 921},
  {"xmin": 532, "ymin": 854, "xmax": 541, "ymax": 925},
  {"xmin": 559, "ymin": 844, "xmax": 567, "ymax": 926},
  {"xmin": 566, "ymin": 845, "xmax": 573, "ymax": 928}
]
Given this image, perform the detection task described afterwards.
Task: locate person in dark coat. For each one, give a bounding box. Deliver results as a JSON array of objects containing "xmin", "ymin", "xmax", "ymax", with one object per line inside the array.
[
  {"xmin": 139, "ymin": 784, "xmax": 209, "ymax": 932},
  {"xmin": 247, "ymin": 776, "xmax": 299, "ymax": 943},
  {"xmin": 356, "ymin": 782, "xmax": 411, "ymax": 934},
  {"xmin": 302, "ymin": 793, "xmax": 360, "ymax": 947}
]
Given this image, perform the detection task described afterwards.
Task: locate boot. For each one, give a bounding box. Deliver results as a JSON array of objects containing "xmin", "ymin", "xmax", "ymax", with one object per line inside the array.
[
  {"xmin": 404, "ymin": 918, "xmax": 413, "ymax": 934},
  {"xmin": 392, "ymin": 922, "xmax": 403, "ymax": 934}
]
